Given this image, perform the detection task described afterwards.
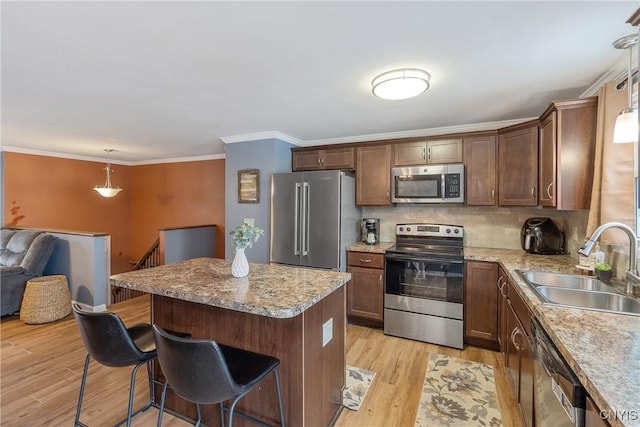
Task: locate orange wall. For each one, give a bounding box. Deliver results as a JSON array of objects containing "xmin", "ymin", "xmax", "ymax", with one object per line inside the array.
[
  {"xmin": 3, "ymin": 153, "xmax": 225, "ymax": 273},
  {"xmin": 129, "ymin": 160, "xmax": 225, "ymax": 261}
]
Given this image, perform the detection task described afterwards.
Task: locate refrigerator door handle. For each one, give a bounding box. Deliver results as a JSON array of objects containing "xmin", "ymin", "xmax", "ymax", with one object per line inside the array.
[
  {"xmin": 294, "ymin": 182, "xmax": 301, "ymax": 256},
  {"xmin": 302, "ymin": 181, "xmax": 310, "ymax": 256}
]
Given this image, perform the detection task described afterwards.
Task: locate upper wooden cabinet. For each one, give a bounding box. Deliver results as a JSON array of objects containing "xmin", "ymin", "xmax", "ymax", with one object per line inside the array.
[
  {"xmin": 292, "ymin": 147, "xmax": 355, "ymax": 171},
  {"xmin": 538, "ymin": 97, "xmax": 597, "ymax": 210},
  {"xmin": 464, "ymin": 133, "xmax": 497, "ymax": 206},
  {"xmin": 394, "ymin": 138, "xmax": 462, "ymax": 166},
  {"xmin": 498, "ymin": 121, "xmax": 539, "ymax": 206},
  {"xmin": 356, "ymin": 144, "xmax": 392, "ymax": 206}
]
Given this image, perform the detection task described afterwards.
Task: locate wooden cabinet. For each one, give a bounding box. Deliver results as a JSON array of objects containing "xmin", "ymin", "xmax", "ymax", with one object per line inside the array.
[
  {"xmin": 464, "ymin": 261, "xmax": 499, "ymax": 350},
  {"xmin": 498, "ymin": 121, "xmax": 539, "ymax": 206},
  {"xmin": 356, "ymin": 144, "xmax": 392, "ymax": 206},
  {"xmin": 502, "ymin": 275, "xmax": 534, "ymax": 427},
  {"xmin": 292, "ymin": 147, "xmax": 355, "ymax": 171},
  {"xmin": 538, "ymin": 98, "xmax": 597, "ymax": 209},
  {"xmin": 464, "ymin": 134, "xmax": 497, "ymax": 206},
  {"xmin": 586, "ymin": 396, "xmax": 611, "ymax": 427},
  {"xmin": 497, "ymin": 267, "xmax": 509, "ymax": 355},
  {"xmin": 394, "ymin": 138, "xmax": 462, "ymax": 166},
  {"xmin": 346, "ymin": 251, "xmax": 384, "ymax": 325}
]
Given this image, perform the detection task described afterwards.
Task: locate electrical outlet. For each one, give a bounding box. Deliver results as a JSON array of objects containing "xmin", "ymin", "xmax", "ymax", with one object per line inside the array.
[
  {"xmin": 322, "ymin": 318, "xmax": 333, "ymax": 347},
  {"xmin": 243, "ymin": 218, "xmax": 255, "ymax": 227}
]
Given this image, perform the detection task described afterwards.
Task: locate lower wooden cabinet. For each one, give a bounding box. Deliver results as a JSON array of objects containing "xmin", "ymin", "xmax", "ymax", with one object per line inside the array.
[
  {"xmin": 464, "ymin": 261, "xmax": 499, "ymax": 350},
  {"xmin": 346, "ymin": 251, "xmax": 384, "ymax": 326},
  {"xmin": 503, "ymin": 276, "xmax": 534, "ymax": 427}
]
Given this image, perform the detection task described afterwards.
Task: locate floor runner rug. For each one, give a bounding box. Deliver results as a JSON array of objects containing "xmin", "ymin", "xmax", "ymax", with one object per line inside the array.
[
  {"xmin": 343, "ymin": 365, "xmax": 376, "ymax": 411},
  {"xmin": 415, "ymin": 353, "xmax": 503, "ymax": 426}
]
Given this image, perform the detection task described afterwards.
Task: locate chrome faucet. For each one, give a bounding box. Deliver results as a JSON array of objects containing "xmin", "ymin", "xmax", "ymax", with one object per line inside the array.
[{"xmin": 578, "ymin": 221, "xmax": 640, "ymax": 290}]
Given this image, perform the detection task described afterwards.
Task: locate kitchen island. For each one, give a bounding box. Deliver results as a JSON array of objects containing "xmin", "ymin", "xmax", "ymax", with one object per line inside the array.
[{"xmin": 110, "ymin": 257, "xmax": 351, "ymax": 427}]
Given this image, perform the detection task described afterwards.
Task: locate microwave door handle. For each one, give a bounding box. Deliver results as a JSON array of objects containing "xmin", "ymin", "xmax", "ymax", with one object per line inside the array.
[{"xmin": 441, "ymin": 174, "xmax": 446, "ymax": 200}]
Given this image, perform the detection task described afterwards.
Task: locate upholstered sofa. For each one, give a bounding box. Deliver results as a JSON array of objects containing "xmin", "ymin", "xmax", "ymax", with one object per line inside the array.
[{"xmin": 1, "ymin": 229, "xmax": 58, "ymax": 316}]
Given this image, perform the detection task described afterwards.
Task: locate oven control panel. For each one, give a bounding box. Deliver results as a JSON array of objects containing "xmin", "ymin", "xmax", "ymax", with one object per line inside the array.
[{"xmin": 396, "ymin": 223, "xmax": 464, "ymax": 238}]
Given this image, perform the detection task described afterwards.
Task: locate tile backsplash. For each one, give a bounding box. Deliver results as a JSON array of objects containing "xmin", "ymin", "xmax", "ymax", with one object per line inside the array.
[{"xmin": 362, "ymin": 205, "xmax": 589, "ymax": 257}]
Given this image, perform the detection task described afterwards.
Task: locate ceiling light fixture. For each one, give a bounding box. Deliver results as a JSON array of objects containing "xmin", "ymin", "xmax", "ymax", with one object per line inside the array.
[
  {"xmin": 372, "ymin": 68, "xmax": 430, "ymax": 100},
  {"xmin": 613, "ymin": 34, "xmax": 638, "ymax": 144},
  {"xmin": 94, "ymin": 149, "xmax": 122, "ymax": 198}
]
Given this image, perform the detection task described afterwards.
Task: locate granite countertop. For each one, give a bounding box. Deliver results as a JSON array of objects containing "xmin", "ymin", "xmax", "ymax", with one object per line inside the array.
[
  {"xmin": 466, "ymin": 248, "xmax": 640, "ymax": 427},
  {"xmin": 110, "ymin": 257, "xmax": 351, "ymax": 319},
  {"xmin": 346, "ymin": 241, "xmax": 395, "ymax": 253}
]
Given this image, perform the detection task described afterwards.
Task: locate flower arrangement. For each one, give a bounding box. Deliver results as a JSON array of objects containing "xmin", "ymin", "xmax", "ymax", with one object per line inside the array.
[{"xmin": 230, "ymin": 222, "xmax": 264, "ymax": 250}]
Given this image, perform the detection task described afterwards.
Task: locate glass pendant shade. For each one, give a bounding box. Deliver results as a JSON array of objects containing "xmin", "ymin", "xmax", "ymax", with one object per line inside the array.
[
  {"xmin": 612, "ymin": 34, "xmax": 638, "ymax": 144},
  {"xmin": 613, "ymin": 109, "xmax": 638, "ymax": 144},
  {"xmin": 94, "ymin": 149, "xmax": 122, "ymax": 197},
  {"xmin": 372, "ymin": 69, "xmax": 430, "ymax": 100}
]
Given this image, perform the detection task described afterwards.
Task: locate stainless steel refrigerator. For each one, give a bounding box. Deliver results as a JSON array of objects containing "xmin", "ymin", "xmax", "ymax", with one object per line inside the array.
[{"xmin": 270, "ymin": 170, "xmax": 360, "ymax": 271}]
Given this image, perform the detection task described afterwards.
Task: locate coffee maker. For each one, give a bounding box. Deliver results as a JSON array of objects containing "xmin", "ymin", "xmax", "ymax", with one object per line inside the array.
[{"xmin": 361, "ymin": 219, "xmax": 380, "ymax": 245}]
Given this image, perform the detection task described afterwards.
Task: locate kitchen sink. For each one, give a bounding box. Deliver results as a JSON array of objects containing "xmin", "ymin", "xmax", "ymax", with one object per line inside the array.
[
  {"xmin": 519, "ymin": 271, "xmax": 617, "ymax": 292},
  {"xmin": 535, "ymin": 286, "xmax": 640, "ymax": 315},
  {"xmin": 516, "ymin": 270, "xmax": 640, "ymax": 316}
]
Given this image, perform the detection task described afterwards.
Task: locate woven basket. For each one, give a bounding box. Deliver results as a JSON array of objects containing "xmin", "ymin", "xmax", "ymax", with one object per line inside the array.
[{"xmin": 20, "ymin": 275, "xmax": 71, "ymax": 324}]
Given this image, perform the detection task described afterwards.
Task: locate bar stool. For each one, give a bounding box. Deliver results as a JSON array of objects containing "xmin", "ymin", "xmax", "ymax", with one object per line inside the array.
[
  {"xmin": 152, "ymin": 325, "xmax": 285, "ymax": 427},
  {"xmin": 71, "ymin": 304, "xmax": 160, "ymax": 427}
]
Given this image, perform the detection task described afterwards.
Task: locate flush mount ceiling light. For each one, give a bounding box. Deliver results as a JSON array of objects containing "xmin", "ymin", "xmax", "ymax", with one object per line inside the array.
[
  {"xmin": 372, "ymin": 68, "xmax": 430, "ymax": 100},
  {"xmin": 613, "ymin": 34, "xmax": 638, "ymax": 144},
  {"xmin": 94, "ymin": 149, "xmax": 122, "ymax": 198}
]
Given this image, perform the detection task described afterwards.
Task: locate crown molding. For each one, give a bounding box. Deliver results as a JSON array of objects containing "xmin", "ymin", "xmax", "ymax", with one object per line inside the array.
[
  {"xmin": 581, "ymin": 51, "xmax": 631, "ymax": 97},
  {"xmin": 294, "ymin": 118, "xmax": 535, "ymax": 147},
  {"xmin": 0, "ymin": 146, "xmax": 132, "ymax": 165},
  {"xmin": 221, "ymin": 131, "xmax": 303, "ymax": 146},
  {"xmin": 0, "ymin": 146, "xmax": 225, "ymax": 166},
  {"xmin": 131, "ymin": 153, "xmax": 225, "ymax": 166}
]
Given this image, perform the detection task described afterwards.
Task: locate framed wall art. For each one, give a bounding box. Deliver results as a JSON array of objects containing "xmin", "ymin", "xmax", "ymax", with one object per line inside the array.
[{"xmin": 237, "ymin": 169, "xmax": 259, "ymax": 203}]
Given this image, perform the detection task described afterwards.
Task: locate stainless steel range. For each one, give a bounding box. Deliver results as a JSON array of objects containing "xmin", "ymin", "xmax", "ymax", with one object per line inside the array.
[{"xmin": 384, "ymin": 223, "xmax": 464, "ymax": 349}]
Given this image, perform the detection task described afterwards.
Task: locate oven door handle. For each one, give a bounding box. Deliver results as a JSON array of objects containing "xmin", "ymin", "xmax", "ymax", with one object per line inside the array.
[{"xmin": 384, "ymin": 253, "xmax": 464, "ymax": 264}]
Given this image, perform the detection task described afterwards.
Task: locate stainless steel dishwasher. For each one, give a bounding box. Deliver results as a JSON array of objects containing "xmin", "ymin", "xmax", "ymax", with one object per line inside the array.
[{"xmin": 532, "ymin": 318, "xmax": 586, "ymax": 427}]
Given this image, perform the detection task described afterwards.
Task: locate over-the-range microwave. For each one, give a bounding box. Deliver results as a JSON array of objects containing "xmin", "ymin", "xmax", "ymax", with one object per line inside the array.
[{"xmin": 391, "ymin": 164, "xmax": 464, "ymax": 203}]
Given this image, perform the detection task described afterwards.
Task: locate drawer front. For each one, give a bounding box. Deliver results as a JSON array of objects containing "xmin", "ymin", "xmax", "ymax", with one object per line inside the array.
[{"xmin": 347, "ymin": 252, "xmax": 385, "ymax": 269}]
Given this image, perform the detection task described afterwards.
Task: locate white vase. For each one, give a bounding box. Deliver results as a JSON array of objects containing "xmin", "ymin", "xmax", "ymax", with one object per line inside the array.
[{"xmin": 231, "ymin": 247, "xmax": 249, "ymax": 278}]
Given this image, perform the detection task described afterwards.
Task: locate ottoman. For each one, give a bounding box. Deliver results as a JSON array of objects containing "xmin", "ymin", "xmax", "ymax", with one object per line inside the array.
[{"xmin": 20, "ymin": 275, "xmax": 71, "ymax": 324}]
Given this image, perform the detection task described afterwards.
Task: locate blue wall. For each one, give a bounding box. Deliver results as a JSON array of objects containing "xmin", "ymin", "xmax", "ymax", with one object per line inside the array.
[{"xmin": 224, "ymin": 139, "xmax": 293, "ymax": 263}]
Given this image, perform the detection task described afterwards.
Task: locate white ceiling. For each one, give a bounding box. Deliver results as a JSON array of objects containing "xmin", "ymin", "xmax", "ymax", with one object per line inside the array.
[{"xmin": 1, "ymin": 1, "xmax": 638, "ymax": 163}]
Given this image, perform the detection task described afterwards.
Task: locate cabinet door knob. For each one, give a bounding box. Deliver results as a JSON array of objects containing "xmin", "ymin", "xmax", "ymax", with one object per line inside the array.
[
  {"xmin": 546, "ymin": 182, "xmax": 553, "ymax": 199},
  {"xmin": 531, "ymin": 187, "xmax": 536, "ymax": 199},
  {"xmin": 491, "ymin": 188, "xmax": 495, "ymax": 200},
  {"xmin": 427, "ymin": 146, "xmax": 431, "ymax": 161}
]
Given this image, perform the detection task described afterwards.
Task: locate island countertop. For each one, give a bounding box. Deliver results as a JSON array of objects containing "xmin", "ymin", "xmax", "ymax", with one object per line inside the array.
[{"xmin": 110, "ymin": 257, "xmax": 351, "ymax": 319}]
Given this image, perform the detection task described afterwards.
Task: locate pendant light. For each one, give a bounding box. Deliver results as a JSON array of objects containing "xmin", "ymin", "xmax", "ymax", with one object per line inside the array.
[
  {"xmin": 372, "ymin": 68, "xmax": 430, "ymax": 100},
  {"xmin": 613, "ymin": 34, "xmax": 638, "ymax": 144},
  {"xmin": 94, "ymin": 149, "xmax": 122, "ymax": 198}
]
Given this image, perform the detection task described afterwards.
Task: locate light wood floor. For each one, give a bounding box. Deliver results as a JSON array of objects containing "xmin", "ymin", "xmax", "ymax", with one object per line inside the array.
[{"xmin": 1, "ymin": 295, "xmax": 523, "ymax": 426}]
